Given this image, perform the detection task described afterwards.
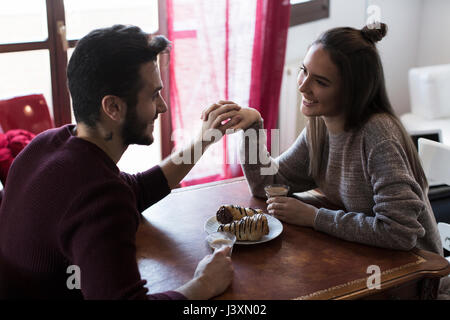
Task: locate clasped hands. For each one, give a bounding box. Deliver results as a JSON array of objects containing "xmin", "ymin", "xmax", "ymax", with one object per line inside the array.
[{"xmin": 198, "ymin": 100, "xmax": 260, "ymax": 148}]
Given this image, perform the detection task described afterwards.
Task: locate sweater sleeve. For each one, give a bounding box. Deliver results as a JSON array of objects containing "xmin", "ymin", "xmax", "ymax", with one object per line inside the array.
[
  {"xmin": 120, "ymin": 165, "xmax": 171, "ymax": 213},
  {"xmin": 58, "ymin": 180, "xmax": 185, "ymax": 300},
  {"xmin": 240, "ymin": 120, "xmax": 317, "ymax": 198},
  {"xmin": 314, "ymin": 139, "xmax": 426, "ymax": 251}
]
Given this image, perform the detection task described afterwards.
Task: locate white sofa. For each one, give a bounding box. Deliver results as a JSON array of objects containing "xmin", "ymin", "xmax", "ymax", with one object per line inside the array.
[{"xmin": 401, "ymin": 64, "xmax": 450, "ymax": 145}]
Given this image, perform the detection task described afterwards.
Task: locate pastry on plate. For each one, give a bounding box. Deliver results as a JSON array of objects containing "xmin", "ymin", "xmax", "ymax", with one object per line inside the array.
[
  {"xmin": 216, "ymin": 204, "xmax": 263, "ymax": 224},
  {"xmin": 218, "ymin": 213, "xmax": 269, "ymax": 241}
]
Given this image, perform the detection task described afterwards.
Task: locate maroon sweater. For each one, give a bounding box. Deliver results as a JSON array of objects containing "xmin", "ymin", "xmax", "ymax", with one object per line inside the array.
[{"xmin": 0, "ymin": 125, "xmax": 185, "ymax": 300}]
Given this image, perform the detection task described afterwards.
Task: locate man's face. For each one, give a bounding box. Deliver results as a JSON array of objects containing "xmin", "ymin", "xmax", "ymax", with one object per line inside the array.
[{"xmin": 122, "ymin": 61, "xmax": 167, "ymax": 146}]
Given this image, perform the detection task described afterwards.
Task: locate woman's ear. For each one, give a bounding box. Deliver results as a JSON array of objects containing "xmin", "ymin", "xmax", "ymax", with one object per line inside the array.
[{"xmin": 101, "ymin": 95, "xmax": 127, "ymax": 122}]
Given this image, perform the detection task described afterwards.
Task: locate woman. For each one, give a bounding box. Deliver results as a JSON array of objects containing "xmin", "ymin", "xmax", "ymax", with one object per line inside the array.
[{"xmin": 210, "ymin": 23, "xmax": 443, "ymax": 255}]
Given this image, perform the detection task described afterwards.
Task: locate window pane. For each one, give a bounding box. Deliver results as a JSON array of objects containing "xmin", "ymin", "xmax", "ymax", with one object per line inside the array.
[
  {"xmin": 0, "ymin": 50, "xmax": 53, "ymax": 132},
  {"xmin": 64, "ymin": 0, "xmax": 159, "ymax": 40},
  {"xmin": 0, "ymin": 0, "xmax": 48, "ymax": 44}
]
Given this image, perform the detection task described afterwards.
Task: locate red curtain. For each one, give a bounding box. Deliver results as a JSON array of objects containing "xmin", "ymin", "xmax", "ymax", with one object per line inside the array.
[
  {"xmin": 167, "ymin": 0, "xmax": 290, "ymax": 186},
  {"xmin": 250, "ymin": 0, "xmax": 291, "ymax": 152}
]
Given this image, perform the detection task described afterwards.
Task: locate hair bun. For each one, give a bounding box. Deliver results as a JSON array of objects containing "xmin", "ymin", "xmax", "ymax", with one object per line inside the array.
[{"xmin": 361, "ymin": 23, "xmax": 387, "ymax": 44}]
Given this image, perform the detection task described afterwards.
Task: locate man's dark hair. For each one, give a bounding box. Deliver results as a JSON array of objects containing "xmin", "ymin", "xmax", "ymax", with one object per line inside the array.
[{"xmin": 67, "ymin": 24, "xmax": 170, "ymax": 127}]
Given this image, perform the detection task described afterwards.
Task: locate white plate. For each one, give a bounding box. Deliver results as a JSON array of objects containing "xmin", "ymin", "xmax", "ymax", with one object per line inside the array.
[{"xmin": 204, "ymin": 214, "xmax": 283, "ymax": 245}]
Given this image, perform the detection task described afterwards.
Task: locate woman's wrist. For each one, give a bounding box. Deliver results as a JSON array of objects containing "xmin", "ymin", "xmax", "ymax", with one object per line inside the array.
[{"xmin": 249, "ymin": 108, "xmax": 262, "ymax": 125}]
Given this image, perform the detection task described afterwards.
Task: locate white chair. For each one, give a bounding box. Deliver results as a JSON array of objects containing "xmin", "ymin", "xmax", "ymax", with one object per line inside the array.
[
  {"xmin": 401, "ymin": 64, "xmax": 450, "ymax": 145},
  {"xmin": 418, "ymin": 138, "xmax": 450, "ymax": 261},
  {"xmin": 439, "ymin": 223, "xmax": 450, "ymax": 259}
]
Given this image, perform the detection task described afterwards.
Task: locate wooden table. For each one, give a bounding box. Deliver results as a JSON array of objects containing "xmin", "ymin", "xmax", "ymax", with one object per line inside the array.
[{"xmin": 136, "ymin": 178, "xmax": 450, "ymax": 300}]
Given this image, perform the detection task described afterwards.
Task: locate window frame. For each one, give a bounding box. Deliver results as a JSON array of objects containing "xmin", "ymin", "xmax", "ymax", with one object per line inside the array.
[
  {"xmin": 0, "ymin": 0, "xmax": 171, "ymax": 157},
  {"xmin": 157, "ymin": 0, "xmax": 174, "ymax": 159},
  {"xmin": 290, "ymin": 0, "xmax": 330, "ymax": 27},
  {"xmin": 0, "ymin": 0, "xmax": 72, "ymax": 126}
]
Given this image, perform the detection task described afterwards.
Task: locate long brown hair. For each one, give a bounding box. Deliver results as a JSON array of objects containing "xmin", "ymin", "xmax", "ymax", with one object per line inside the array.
[{"xmin": 306, "ymin": 23, "xmax": 428, "ymax": 190}]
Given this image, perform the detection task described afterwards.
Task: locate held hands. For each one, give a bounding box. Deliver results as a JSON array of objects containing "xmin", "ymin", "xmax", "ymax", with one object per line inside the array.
[
  {"xmin": 266, "ymin": 197, "xmax": 318, "ymax": 228},
  {"xmin": 198, "ymin": 101, "xmax": 241, "ymax": 148},
  {"xmin": 230, "ymin": 107, "xmax": 262, "ymax": 131},
  {"xmin": 200, "ymin": 101, "xmax": 262, "ymax": 147}
]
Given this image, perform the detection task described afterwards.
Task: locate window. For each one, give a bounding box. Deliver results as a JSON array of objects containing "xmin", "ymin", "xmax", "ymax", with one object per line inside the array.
[
  {"xmin": 290, "ymin": 0, "xmax": 330, "ymax": 26},
  {"xmin": 0, "ymin": 0, "xmax": 164, "ymax": 172},
  {"xmin": 0, "ymin": 0, "xmax": 160, "ymax": 126}
]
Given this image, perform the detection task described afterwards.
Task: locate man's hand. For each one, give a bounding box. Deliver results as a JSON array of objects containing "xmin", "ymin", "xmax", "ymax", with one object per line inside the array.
[
  {"xmin": 199, "ymin": 101, "xmax": 242, "ymax": 148},
  {"xmin": 228, "ymin": 107, "xmax": 262, "ymax": 131},
  {"xmin": 193, "ymin": 246, "xmax": 234, "ymax": 298},
  {"xmin": 175, "ymin": 246, "xmax": 234, "ymax": 300},
  {"xmin": 266, "ymin": 197, "xmax": 318, "ymax": 227}
]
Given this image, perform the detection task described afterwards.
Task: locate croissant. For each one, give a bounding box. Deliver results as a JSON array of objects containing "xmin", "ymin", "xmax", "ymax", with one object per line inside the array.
[
  {"xmin": 216, "ymin": 205, "xmax": 263, "ymax": 224},
  {"xmin": 218, "ymin": 213, "xmax": 269, "ymax": 241}
]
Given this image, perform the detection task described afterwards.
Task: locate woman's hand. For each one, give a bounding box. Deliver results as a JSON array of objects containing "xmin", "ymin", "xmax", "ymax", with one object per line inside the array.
[
  {"xmin": 228, "ymin": 108, "xmax": 262, "ymax": 131},
  {"xmin": 266, "ymin": 197, "xmax": 318, "ymax": 227}
]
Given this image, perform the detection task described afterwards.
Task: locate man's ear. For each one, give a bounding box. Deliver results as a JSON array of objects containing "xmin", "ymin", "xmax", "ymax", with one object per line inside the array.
[{"xmin": 101, "ymin": 95, "xmax": 127, "ymax": 123}]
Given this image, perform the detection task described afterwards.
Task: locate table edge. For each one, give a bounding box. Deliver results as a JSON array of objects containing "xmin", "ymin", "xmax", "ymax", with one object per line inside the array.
[
  {"xmin": 294, "ymin": 248, "xmax": 450, "ymax": 300},
  {"xmin": 172, "ymin": 177, "xmax": 246, "ymax": 193}
]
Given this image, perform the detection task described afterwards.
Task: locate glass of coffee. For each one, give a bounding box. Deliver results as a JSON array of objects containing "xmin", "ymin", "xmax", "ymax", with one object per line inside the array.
[
  {"xmin": 264, "ymin": 184, "xmax": 290, "ymax": 199},
  {"xmin": 206, "ymin": 231, "xmax": 237, "ymax": 256}
]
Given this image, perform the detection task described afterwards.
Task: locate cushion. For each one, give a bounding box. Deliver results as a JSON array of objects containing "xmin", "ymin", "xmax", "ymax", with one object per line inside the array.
[
  {"xmin": 401, "ymin": 112, "xmax": 450, "ymax": 145},
  {"xmin": 409, "ymin": 64, "xmax": 450, "ymax": 119},
  {"xmin": 0, "ymin": 129, "xmax": 35, "ymax": 186}
]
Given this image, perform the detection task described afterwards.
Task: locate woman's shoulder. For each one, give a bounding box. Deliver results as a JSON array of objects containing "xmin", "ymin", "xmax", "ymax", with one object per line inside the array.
[{"xmin": 360, "ymin": 113, "xmax": 403, "ymax": 146}]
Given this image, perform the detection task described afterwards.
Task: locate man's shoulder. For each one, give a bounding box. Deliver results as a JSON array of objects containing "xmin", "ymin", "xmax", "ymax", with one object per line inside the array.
[
  {"xmin": 14, "ymin": 125, "xmax": 121, "ymax": 189},
  {"xmin": 18, "ymin": 125, "xmax": 74, "ymax": 163},
  {"xmin": 28, "ymin": 125, "xmax": 72, "ymax": 146}
]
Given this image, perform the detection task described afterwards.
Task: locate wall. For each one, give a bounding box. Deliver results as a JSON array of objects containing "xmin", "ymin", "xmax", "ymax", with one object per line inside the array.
[
  {"xmin": 417, "ymin": 0, "xmax": 450, "ymax": 67},
  {"xmin": 285, "ymin": 0, "xmax": 365, "ymax": 64},
  {"xmin": 367, "ymin": 0, "xmax": 423, "ymax": 116}
]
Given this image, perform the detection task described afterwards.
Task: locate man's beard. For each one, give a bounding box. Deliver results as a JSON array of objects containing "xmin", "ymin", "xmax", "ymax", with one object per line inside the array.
[{"xmin": 121, "ymin": 106, "xmax": 153, "ymax": 146}]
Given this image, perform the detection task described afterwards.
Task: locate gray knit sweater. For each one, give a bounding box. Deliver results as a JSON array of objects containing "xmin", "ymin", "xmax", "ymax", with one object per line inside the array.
[{"xmin": 240, "ymin": 113, "xmax": 443, "ymax": 255}]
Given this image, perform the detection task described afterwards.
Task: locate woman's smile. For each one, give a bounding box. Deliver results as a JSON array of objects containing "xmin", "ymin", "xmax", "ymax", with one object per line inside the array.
[{"xmin": 302, "ymin": 96, "xmax": 319, "ymax": 107}]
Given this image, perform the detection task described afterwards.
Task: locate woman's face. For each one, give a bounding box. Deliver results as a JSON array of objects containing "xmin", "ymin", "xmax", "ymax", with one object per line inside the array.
[{"xmin": 298, "ymin": 44, "xmax": 342, "ymax": 119}]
